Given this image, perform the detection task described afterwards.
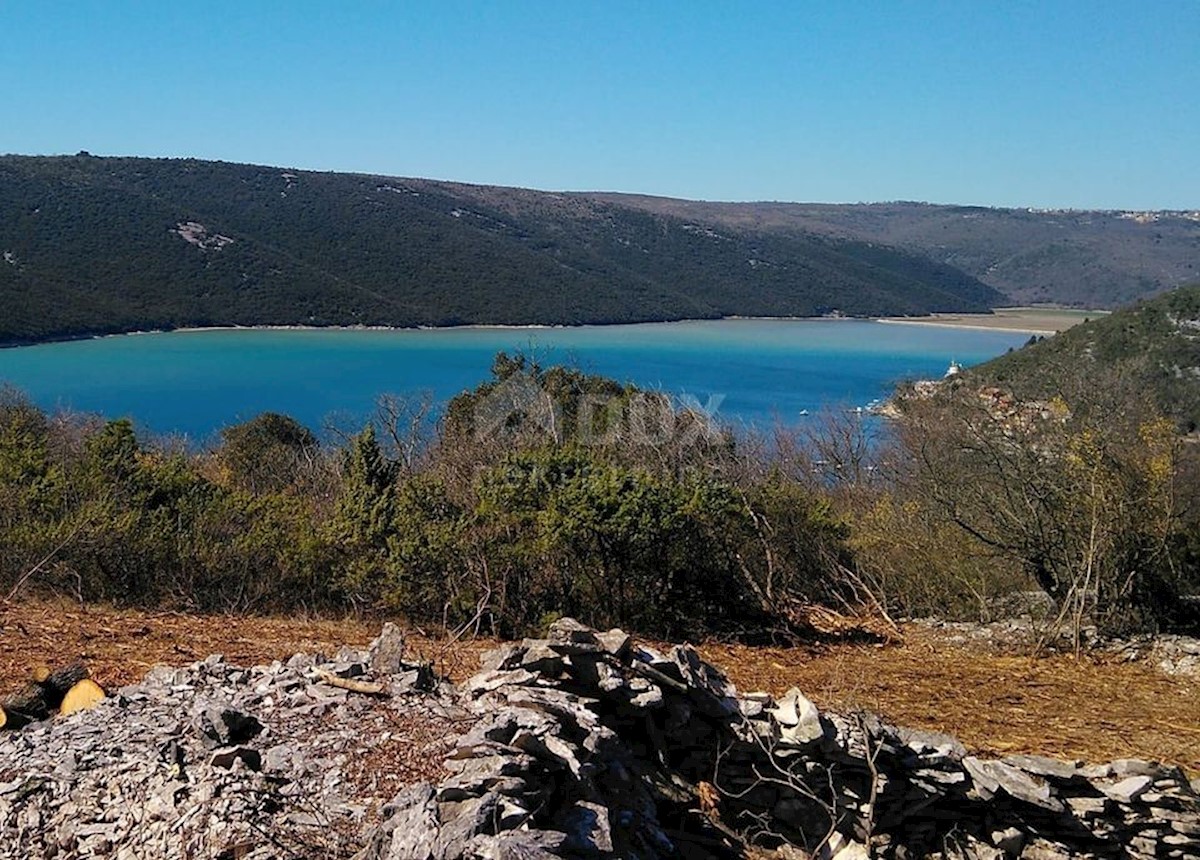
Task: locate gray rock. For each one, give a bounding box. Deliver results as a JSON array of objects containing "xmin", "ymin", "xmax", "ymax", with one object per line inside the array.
[
  {"xmin": 389, "ymin": 666, "xmax": 435, "ymax": 695},
  {"xmin": 596, "ymin": 629, "xmax": 631, "ymax": 659},
  {"xmin": 899, "ymin": 726, "xmax": 968, "ymax": 761},
  {"xmin": 465, "ymin": 669, "xmax": 537, "ymax": 697},
  {"xmin": 1101, "ymin": 775, "xmax": 1153, "ymax": 804},
  {"xmin": 464, "ymin": 830, "xmax": 567, "ymax": 860},
  {"xmin": 330, "ymin": 661, "xmax": 367, "ymax": 679},
  {"xmin": 191, "ymin": 700, "xmax": 263, "ymax": 748},
  {"xmin": 964, "ymin": 757, "xmax": 1063, "ymax": 812},
  {"xmin": 546, "ymin": 617, "xmax": 599, "ymax": 650},
  {"xmin": 434, "ymin": 792, "xmax": 501, "ymax": 858},
  {"xmin": 363, "ymin": 783, "xmax": 439, "ymax": 860},
  {"xmin": 479, "ymin": 644, "xmax": 525, "ymax": 673},
  {"xmin": 518, "ymin": 643, "xmax": 564, "ymax": 675},
  {"xmin": 990, "ymin": 826, "xmax": 1026, "ymax": 855},
  {"xmin": 209, "ymin": 745, "xmax": 262, "ymax": 771},
  {"xmin": 1002, "ymin": 754, "xmax": 1080, "ymax": 781},
  {"xmin": 770, "ymin": 688, "xmax": 823, "ymax": 746},
  {"xmin": 369, "ymin": 622, "xmax": 409, "ymax": 675}
]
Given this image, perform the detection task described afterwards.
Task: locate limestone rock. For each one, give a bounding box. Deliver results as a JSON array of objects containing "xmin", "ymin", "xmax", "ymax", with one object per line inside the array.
[
  {"xmin": 3, "ymin": 619, "xmax": 1198, "ymax": 860},
  {"xmin": 770, "ymin": 687, "xmax": 824, "ymax": 746},
  {"xmin": 368, "ymin": 622, "xmax": 409, "ymax": 675}
]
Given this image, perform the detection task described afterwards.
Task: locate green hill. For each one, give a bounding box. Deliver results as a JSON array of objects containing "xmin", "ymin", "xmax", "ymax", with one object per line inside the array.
[
  {"xmin": 975, "ymin": 283, "xmax": 1200, "ymax": 430},
  {"xmin": 585, "ymin": 195, "xmax": 1200, "ymax": 309},
  {"xmin": 0, "ymin": 155, "xmax": 1005, "ymax": 345}
]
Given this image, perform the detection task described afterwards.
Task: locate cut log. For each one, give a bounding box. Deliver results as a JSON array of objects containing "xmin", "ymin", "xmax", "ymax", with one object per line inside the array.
[
  {"xmin": 31, "ymin": 665, "xmax": 51, "ymax": 684},
  {"xmin": 0, "ymin": 660, "xmax": 89, "ymax": 730},
  {"xmin": 60, "ymin": 678, "xmax": 105, "ymax": 716}
]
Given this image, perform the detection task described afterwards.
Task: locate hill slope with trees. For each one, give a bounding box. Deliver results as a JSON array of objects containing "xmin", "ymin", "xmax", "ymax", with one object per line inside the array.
[
  {"xmin": 974, "ymin": 282, "xmax": 1200, "ymax": 430},
  {"xmin": 585, "ymin": 194, "xmax": 1200, "ymax": 309},
  {"xmin": 0, "ymin": 155, "xmax": 1004, "ymax": 344}
]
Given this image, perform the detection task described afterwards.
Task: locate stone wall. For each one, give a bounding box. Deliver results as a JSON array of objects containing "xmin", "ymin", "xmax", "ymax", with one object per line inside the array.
[{"xmin": 362, "ymin": 619, "xmax": 1199, "ymax": 859}]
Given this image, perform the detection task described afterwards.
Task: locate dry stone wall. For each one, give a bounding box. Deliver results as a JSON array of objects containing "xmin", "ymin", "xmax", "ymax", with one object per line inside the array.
[{"xmin": 360, "ymin": 618, "xmax": 1200, "ymax": 860}]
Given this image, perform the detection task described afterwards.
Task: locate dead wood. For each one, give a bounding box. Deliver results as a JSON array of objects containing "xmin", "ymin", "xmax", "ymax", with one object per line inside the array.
[
  {"xmin": 1, "ymin": 661, "xmax": 89, "ymax": 730},
  {"xmin": 314, "ymin": 670, "xmax": 388, "ymax": 696},
  {"xmin": 60, "ymin": 678, "xmax": 106, "ymax": 716}
]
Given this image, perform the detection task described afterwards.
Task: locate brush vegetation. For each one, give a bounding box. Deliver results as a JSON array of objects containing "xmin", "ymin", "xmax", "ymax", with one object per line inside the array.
[
  {"xmin": 2, "ymin": 334, "xmax": 1198, "ymax": 641},
  {"xmin": 977, "ymin": 283, "xmax": 1200, "ymax": 431}
]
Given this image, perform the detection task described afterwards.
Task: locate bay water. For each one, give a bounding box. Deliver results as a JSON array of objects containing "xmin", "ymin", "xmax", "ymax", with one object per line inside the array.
[{"xmin": 0, "ymin": 320, "xmax": 1030, "ymax": 442}]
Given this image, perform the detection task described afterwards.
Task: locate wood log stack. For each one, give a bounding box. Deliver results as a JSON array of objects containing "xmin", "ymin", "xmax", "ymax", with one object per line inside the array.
[{"xmin": 0, "ymin": 661, "xmax": 105, "ymax": 730}]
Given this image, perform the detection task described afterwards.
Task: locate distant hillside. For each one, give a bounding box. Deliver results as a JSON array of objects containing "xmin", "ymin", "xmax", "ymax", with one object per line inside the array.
[
  {"xmin": 585, "ymin": 195, "xmax": 1200, "ymax": 309},
  {"xmin": 0, "ymin": 155, "xmax": 1003, "ymax": 345},
  {"xmin": 974, "ymin": 283, "xmax": 1200, "ymax": 430}
]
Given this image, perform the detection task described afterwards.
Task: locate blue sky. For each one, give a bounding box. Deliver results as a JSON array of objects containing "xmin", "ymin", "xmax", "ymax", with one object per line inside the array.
[{"xmin": 2, "ymin": 1, "xmax": 1196, "ymax": 208}]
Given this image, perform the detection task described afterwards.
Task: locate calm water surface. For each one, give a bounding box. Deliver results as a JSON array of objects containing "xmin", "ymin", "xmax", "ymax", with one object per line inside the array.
[{"xmin": 0, "ymin": 321, "xmax": 1030, "ymax": 441}]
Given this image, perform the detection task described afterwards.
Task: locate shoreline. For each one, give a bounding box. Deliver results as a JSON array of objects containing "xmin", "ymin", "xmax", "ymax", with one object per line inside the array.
[
  {"xmin": 0, "ymin": 315, "xmax": 863, "ymax": 349},
  {"xmin": 875, "ymin": 318, "xmax": 1058, "ymax": 335},
  {"xmin": 875, "ymin": 306, "xmax": 1106, "ymax": 335},
  {"xmin": 0, "ymin": 309, "xmax": 1077, "ymax": 349}
]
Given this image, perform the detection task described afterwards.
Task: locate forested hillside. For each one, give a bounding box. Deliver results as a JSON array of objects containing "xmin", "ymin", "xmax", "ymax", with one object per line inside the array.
[
  {"xmin": 0, "ymin": 155, "xmax": 1003, "ymax": 344},
  {"xmin": 974, "ymin": 282, "xmax": 1200, "ymax": 430},
  {"xmin": 587, "ymin": 194, "xmax": 1200, "ymax": 308}
]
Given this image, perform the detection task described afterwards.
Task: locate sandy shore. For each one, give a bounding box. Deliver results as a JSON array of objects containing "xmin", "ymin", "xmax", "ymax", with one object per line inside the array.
[{"xmin": 877, "ymin": 307, "xmax": 1105, "ymax": 335}]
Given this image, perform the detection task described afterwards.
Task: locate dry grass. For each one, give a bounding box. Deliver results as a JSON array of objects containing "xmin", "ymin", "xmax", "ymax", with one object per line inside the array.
[
  {"xmin": 700, "ymin": 628, "xmax": 1200, "ymax": 774},
  {"xmin": 0, "ymin": 598, "xmax": 493, "ymax": 692},
  {"xmin": 2, "ymin": 599, "xmax": 1196, "ymax": 775}
]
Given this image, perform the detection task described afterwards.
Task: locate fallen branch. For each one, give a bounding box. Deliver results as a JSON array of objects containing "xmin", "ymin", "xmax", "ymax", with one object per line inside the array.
[
  {"xmin": 314, "ymin": 670, "xmax": 388, "ymax": 696},
  {"xmin": 5, "ymin": 518, "xmax": 92, "ymax": 602}
]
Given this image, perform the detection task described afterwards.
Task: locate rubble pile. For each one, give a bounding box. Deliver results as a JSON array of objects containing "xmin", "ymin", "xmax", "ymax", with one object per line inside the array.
[
  {"xmin": 0, "ymin": 624, "xmax": 460, "ymax": 859},
  {"xmin": 1, "ymin": 618, "xmax": 1197, "ymax": 859},
  {"xmin": 361, "ymin": 618, "xmax": 1200, "ymax": 859}
]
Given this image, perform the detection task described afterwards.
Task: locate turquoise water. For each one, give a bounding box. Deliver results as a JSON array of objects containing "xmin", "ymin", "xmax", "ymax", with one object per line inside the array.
[{"xmin": 0, "ymin": 321, "xmax": 1030, "ymax": 441}]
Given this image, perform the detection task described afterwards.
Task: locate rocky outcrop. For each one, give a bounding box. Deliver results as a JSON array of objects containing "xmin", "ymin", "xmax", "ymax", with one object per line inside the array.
[{"xmin": 1, "ymin": 619, "xmax": 1197, "ymax": 859}]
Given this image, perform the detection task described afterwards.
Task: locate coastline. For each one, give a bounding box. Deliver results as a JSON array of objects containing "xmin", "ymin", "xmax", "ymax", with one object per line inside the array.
[
  {"xmin": 875, "ymin": 306, "xmax": 1105, "ymax": 336},
  {"xmin": 0, "ymin": 309, "xmax": 1066, "ymax": 349},
  {"xmin": 875, "ymin": 318, "xmax": 1057, "ymax": 335},
  {"xmin": 0, "ymin": 314, "xmax": 869, "ymax": 349}
]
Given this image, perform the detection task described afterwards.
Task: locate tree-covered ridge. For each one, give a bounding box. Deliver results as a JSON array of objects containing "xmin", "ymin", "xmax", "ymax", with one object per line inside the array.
[
  {"xmin": 0, "ymin": 154, "xmax": 1004, "ymax": 345},
  {"xmin": 585, "ymin": 194, "xmax": 1200, "ymax": 309},
  {"xmin": 973, "ymin": 282, "xmax": 1200, "ymax": 431}
]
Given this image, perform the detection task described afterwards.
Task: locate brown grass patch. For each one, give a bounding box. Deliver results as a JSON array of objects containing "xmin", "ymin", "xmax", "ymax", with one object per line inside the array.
[
  {"xmin": 0, "ymin": 598, "xmax": 494, "ymax": 692},
  {"xmin": 699, "ymin": 627, "xmax": 1200, "ymax": 774}
]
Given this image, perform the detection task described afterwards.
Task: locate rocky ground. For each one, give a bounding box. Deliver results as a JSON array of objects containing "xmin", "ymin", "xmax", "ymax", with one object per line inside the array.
[
  {"xmin": 2, "ymin": 600, "xmax": 1199, "ymax": 775},
  {"xmin": 1, "ymin": 620, "xmax": 1198, "ymax": 859},
  {"xmin": 0, "ymin": 624, "xmax": 468, "ymax": 857}
]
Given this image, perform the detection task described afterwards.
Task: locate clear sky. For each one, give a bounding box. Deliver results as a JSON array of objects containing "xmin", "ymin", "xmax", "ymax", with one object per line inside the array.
[{"xmin": 2, "ymin": 1, "xmax": 1197, "ymax": 209}]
